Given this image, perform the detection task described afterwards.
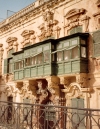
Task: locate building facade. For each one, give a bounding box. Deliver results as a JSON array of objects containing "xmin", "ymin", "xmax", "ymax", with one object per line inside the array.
[{"xmin": 0, "ymin": 0, "xmax": 100, "ymax": 110}]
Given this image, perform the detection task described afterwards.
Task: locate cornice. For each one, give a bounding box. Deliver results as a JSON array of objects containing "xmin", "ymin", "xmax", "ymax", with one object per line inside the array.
[{"xmin": 0, "ymin": 0, "xmax": 66, "ymax": 35}]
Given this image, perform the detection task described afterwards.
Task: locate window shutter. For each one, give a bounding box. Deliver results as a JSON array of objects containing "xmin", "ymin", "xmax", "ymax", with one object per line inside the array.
[
  {"xmin": 76, "ymin": 26, "xmax": 82, "ymax": 33},
  {"xmin": 8, "ymin": 58, "xmax": 14, "ymax": 73},
  {"xmin": 70, "ymin": 28, "xmax": 76, "ymax": 35},
  {"xmin": 77, "ymin": 98, "xmax": 85, "ymax": 129},
  {"xmin": 94, "ymin": 44, "xmax": 100, "ymax": 56},
  {"xmin": 71, "ymin": 98, "xmax": 85, "ymax": 129},
  {"xmin": 93, "ymin": 30, "xmax": 100, "ymax": 57},
  {"xmin": 23, "ymin": 98, "xmax": 31, "ymax": 122},
  {"xmin": 93, "ymin": 30, "xmax": 100, "ymax": 43},
  {"xmin": 71, "ymin": 98, "xmax": 78, "ymax": 124},
  {"xmin": 70, "ymin": 26, "xmax": 82, "ymax": 35},
  {"xmin": 4, "ymin": 58, "xmax": 8, "ymax": 74}
]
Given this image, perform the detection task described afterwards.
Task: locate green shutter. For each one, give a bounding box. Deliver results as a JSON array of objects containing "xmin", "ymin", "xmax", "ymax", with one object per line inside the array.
[
  {"xmin": 93, "ymin": 30, "xmax": 100, "ymax": 43},
  {"xmin": 77, "ymin": 99, "xmax": 85, "ymax": 129},
  {"xmin": 93, "ymin": 30, "xmax": 100, "ymax": 57},
  {"xmin": 94, "ymin": 43, "xmax": 100, "ymax": 56},
  {"xmin": 70, "ymin": 28, "xmax": 76, "ymax": 35},
  {"xmin": 4, "ymin": 58, "xmax": 8, "ymax": 74},
  {"xmin": 23, "ymin": 98, "xmax": 31, "ymax": 122},
  {"xmin": 76, "ymin": 26, "xmax": 82, "ymax": 33},
  {"xmin": 70, "ymin": 26, "xmax": 82, "ymax": 35},
  {"xmin": 71, "ymin": 98, "xmax": 85, "ymax": 129}
]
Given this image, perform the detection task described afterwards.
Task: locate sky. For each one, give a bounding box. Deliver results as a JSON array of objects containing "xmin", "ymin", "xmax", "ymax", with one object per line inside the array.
[{"xmin": 0, "ymin": 0, "xmax": 36, "ymax": 22}]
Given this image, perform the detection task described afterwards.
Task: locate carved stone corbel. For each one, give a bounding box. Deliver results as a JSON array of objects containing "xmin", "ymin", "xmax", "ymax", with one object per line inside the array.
[
  {"xmin": 76, "ymin": 73, "xmax": 88, "ymax": 88},
  {"xmin": 4, "ymin": 85, "xmax": 18, "ymax": 97},
  {"xmin": 47, "ymin": 76, "xmax": 60, "ymax": 96}
]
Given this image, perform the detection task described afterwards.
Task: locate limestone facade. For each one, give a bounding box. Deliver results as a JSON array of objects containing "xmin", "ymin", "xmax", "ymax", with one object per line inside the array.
[{"xmin": 0, "ymin": 0, "xmax": 100, "ymax": 109}]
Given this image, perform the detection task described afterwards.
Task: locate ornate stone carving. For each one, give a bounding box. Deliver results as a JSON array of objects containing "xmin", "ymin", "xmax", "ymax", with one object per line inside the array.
[
  {"xmin": 61, "ymin": 82, "xmax": 83, "ymax": 98},
  {"xmin": 64, "ymin": 8, "xmax": 90, "ymax": 35},
  {"xmin": 6, "ymin": 37, "xmax": 18, "ymax": 52},
  {"xmin": 93, "ymin": 11, "xmax": 100, "ymax": 29},
  {"xmin": 38, "ymin": 10, "xmax": 59, "ymax": 41},
  {"xmin": 93, "ymin": 57, "xmax": 100, "ymax": 71},
  {"xmin": 54, "ymin": 26, "xmax": 61, "ymax": 38},
  {"xmin": 0, "ymin": 0, "xmax": 69, "ymax": 35},
  {"xmin": 81, "ymin": 15, "xmax": 90, "ymax": 32},
  {"xmin": 47, "ymin": 76, "xmax": 60, "ymax": 96},
  {"xmin": 21, "ymin": 30, "xmax": 35, "ymax": 47},
  {"xmin": 4, "ymin": 85, "xmax": 18, "ymax": 97},
  {"xmin": 0, "ymin": 44, "xmax": 4, "ymax": 75},
  {"xmin": 96, "ymin": 0, "xmax": 100, "ymax": 7},
  {"xmin": 4, "ymin": 74, "xmax": 14, "ymax": 82},
  {"xmin": 76, "ymin": 74, "xmax": 88, "ymax": 88}
]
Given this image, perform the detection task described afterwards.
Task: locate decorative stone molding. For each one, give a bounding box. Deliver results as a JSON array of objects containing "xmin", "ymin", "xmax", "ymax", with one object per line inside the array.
[
  {"xmin": 76, "ymin": 73, "xmax": 88, "ymax": 88},
  {"xmin": 6, "ymin": 37, "xmax": 18, "ymax": 53},
  {"xmin": 96, "ymin": 0, "xmax": 100, "ymax": 7},
  {"xmin": 4, "ymin": 85, "xmax": 18, "ymax": 97},
  {"xmin": 93, "ymin": 11, "xmax": 100, "ymax": 29},
  {"xmin": 0, "ymin": 44, "xmax": 4, "ymax": 75},
  {"xmin": 0, "ymin": 0, "xmax": 66, "ymax": 35},
  {"xmin": 38, "ymin": 10, "xmax": 59, "ymax": 41},
  {"xmin": 61, "ymin": 82, "xmax": 83, "ymax": 98},
  {"xmin": 21, "ymin": 30, "xmax": 36, "ymax": 47},
  {"xmin": 46, "ymin": 76, "xmax": 60, "ymax": 96},
  {"xmin": 64, "ymin": 8, "xmax": 90, "ymax": 35},
  {"xmin": 93, "ymin": 57, "xmax": 100, "ymax": 70},
  {"xmin": 54, "ymin": 26, "xmax": 61, "ymax": 38},
  {"xmin": 4, "ymin": 74, "xmax": 14, "ymax": 83}
]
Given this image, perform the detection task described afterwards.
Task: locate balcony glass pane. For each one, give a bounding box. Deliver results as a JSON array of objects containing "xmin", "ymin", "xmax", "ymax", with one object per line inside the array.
[
  {"xmin": 25, "ymin": 58, "xmax": 31, "ymax": 66},
  {"xmin": 57, "ymin": 51, "xmax": 63, "ymax": 61},
  {"xmin": 71, "ymin": 39, "xmax": 77, "ymax": 46},
  {"xmin": 81, "ymin": 47, "xmax": 86, "ymax": 58},
  {"xmin": 71, "ymin": 46, "xmax": 79, "ymax": 59},
  {"xmin": 31, "ymin": 56, "xmax": 37, "ymax": 65},
  {"xmin": 44, "ymin": 51, "xmax": 50, "ymax": 63},
  {"xmin": 37, "ymin": 53, "xmax": 43, "ymax": 64},
  {"xmin": 19, "ymin": 61, "xmax": 23, "ymax": 69},
  {"xmin": 64, "ymin": 50, "xmax": 70, "ymax": 60}
]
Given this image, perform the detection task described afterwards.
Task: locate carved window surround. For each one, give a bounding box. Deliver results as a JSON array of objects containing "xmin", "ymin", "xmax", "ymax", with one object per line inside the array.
[
  {"xmin": 21, "ymin": 30, "xmax": 35, "ymax": 47},
  {"xmin": 64, "ymin": 8, "xmax": 90, "ymax": 35},
  {"xmin": 61, "ymin": 82, "xmax": 92, "ymax": 98},
  {"xmin": 93, "ymin": 12, "xmax": 100, "ymax": 29},
  {"xmin": 6, "ymin": 37, "xmax": 18, "ymax": 53}
]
